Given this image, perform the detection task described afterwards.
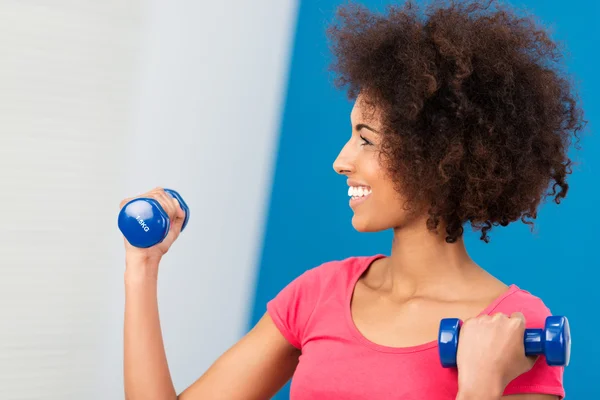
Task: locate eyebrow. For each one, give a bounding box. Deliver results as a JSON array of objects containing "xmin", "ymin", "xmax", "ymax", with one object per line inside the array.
[{"xmin": 355, "ymin": 123, "xmax": 379, "ymax": 133}]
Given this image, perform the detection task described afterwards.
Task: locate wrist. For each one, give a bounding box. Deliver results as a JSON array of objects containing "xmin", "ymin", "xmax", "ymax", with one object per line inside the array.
[
  {"xmin": 457, "ymin": 379, "xmax": 504, "ymax": 400},
  {"xmin": 125, "ymin": 255, "xmax": 161, "ymax": 283},
  {"xmin": 456, "ymin": 392, "xmax": 501, "ymax": 400}
]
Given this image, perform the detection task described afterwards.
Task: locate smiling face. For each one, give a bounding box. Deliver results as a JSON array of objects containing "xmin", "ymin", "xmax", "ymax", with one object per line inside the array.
[{"xmin": 333, "ymin": 96, "xmax": 421, "ymax": 232}]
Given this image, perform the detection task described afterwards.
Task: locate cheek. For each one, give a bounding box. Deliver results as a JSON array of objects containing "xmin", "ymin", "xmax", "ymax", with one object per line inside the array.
[
  {"xmin": 371, "ymin": 176, "xmax": 410, "ymax": 219},
  {"xmin": 362, "ymin": 154, "xmax": 387, "ymax": 184},
  {"xmin": 368, "ymin": 167, "xmax": 400, "ymax": 204},
  {"xmin": 374, "ymin": 188, "xmax": 405, "ymax": 218},
  {"xmin": 363, "ymin": 157, "xmax": 410, "ymax": 213}
]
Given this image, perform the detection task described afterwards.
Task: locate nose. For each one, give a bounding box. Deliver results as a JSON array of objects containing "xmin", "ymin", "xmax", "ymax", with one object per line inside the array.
[{"xmin": 333, "ymin": 142, "xmax": 355, "ymax": 175}]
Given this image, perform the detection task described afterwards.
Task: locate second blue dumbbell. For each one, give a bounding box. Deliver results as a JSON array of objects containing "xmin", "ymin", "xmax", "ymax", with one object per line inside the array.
[
  {"xmin": 438, "ymin": 315, "xmax": 570, "ymax": 368},
  {"xmin": 118, "ymin": 189, "xmax": 190, "ymax": 248}
]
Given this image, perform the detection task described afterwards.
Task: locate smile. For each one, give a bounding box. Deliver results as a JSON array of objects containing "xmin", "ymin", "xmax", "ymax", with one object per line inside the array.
[{"xmin": 348, "ymin": 186, "xmax": 371, "ymax": 207}]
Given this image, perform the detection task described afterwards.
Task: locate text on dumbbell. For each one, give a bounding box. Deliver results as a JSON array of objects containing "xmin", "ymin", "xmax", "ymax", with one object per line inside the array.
[{"xmin": 136, "ymin": 216, "xmax": 150, "ymax": 232}]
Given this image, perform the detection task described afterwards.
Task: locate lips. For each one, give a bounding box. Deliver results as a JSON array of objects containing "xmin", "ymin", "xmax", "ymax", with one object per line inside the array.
[{"xmin": 347, "ymin": 179, "xmax": 370, "ymax": 188}]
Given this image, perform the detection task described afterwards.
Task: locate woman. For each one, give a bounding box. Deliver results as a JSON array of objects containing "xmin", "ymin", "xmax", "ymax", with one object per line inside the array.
[{"xmin": 122, "ymin": 1, "xmax": 584, "ymax": 399}]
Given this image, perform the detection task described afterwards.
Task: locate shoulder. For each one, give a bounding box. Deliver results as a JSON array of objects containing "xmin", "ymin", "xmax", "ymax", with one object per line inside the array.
[
  {"xmin": 266, "ymin": 254, "xmax": 384, "ymax": 348},
  {"xmin": 294, "ymin": 254, "xmax": 384, "ymax": 291},
  {"xmin": 489, "ymin": 285, "xmax": 555, "ymax": 328},
  {"xmin": 270, "ymin": 254, "xmax": 383, "ymax": 306}
]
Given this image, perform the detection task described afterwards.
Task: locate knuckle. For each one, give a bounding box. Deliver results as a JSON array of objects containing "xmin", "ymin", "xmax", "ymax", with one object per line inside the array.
[
  {"xmin": 149, "ymin": 187, "xmax": 165, "ymax": 197},
  {"xmin": 148, "ymin": 193, "xmax": 167, "ymax": 209},
  {"xmin": 172, "ymin": 198, "xmax": 182, "ymax": 210},
  {"xmin": 492, "ymin": 312, "xmax": 507, "ymax": 321}
]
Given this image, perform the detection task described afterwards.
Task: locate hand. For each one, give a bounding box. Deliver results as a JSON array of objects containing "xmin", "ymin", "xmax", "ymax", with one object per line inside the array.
[
  {"xmin": 456, "ymin": 312, "xmax": 537, "ymax": 398},
  {"xmin": 119, "ymin": 187, "xmax": 186, "ymax": 266}
]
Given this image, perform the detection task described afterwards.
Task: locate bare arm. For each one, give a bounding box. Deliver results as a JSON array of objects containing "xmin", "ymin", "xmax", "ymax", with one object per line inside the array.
[
  {"xmin": 122, "ymin": 188, "xmax": 299, "ymax": 400},
  {"xmin": 457, "ymin": 391, "xmax": 558, "ymax": 400},
  {"xmin": 123, "ymin": 260, "xmax": 299, "ymax": 400},
  {"xmin": 178, "ymin": 312, "xmax": 300, "ymax": 399},
  {"xmin": 124, "ymin": 267, "xmax": 177, "ymax": 400},
  {"xmin": 455, "ymin": 372, "xmax": 560, "ymax": 400},
  {"xmin": 501, "ymin": 396, "xmax": 559, "ymax": 400}
]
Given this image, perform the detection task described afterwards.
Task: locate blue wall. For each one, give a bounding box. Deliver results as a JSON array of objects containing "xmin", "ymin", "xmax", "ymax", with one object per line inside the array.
[{"xmin": 250, "ymin": 1, "xmax": 598, "ymax": 398}]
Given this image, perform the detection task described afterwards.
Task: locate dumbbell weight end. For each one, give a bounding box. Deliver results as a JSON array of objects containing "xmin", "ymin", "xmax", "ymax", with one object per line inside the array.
[{"xmin": 118, "ymin": 188, "xmax": 189, "ymax": 248}]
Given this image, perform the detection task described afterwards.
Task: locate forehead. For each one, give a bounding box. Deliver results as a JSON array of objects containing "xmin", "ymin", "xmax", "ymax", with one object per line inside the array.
[{"xmin": 351, "ymin": 96, "xmax": 382, "ymax": 127}]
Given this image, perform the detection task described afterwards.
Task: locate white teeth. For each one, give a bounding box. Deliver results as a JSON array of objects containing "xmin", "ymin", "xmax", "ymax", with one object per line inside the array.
[{"xmin": 348, "ymin": 186, "xmax": 372, "ymax": 198}]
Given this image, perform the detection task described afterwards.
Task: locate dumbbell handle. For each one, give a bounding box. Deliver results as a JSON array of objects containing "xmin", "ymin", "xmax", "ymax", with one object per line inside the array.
[{"xmin": 524, "ymin": 329, "xmax": 545, "ymax": 356}]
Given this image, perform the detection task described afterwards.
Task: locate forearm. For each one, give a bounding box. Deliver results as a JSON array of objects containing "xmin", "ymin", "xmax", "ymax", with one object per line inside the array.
[{"xmin": 124, "ymin": 261, "xmax": 177, "ymax": 400}]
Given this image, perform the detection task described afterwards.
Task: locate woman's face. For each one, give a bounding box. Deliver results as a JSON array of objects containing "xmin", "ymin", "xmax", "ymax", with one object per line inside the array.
[{"xmin": 333, "ymin": 97, "xmax": 417, "ymax": 232}]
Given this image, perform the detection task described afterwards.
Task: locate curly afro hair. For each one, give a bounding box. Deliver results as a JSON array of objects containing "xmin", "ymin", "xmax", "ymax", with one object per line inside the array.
[{"xmin": 327, "ymin": 0, "xmax": 587, "ymax": 243}]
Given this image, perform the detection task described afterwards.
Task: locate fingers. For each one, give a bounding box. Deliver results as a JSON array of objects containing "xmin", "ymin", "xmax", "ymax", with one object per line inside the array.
[
  {"xmin": 150, "ymin": 189, "xmax": 187, "ymax": 236},
  {"xmin": 487, "ymin": 312, "xmax": 527, "ymax": 335},
  {"xmin": 119, "ymin": 187, "xmax": 185, "ymax": 223},
  {"xmin": 510, "ymin": 311, "xmax": 525, "ymax": 322},
  {"xmin": 485, "ymin": 312, "xmax": 525, "ymax": 322},
  {"xmin": 491, "ymin": 312, "xmax": 507, "ymax": 321},
  {"xmin": 119, "ymin": 197, "xmax": 132, "ymax": 209},
  {"xmin": 465, "ymin": 313, "xmax": 506, "ymax": 323},
  {"xmin": 509, "ymin": 312, "xmax": 527, "ymax": 330},
  {"xmin": 464, "ymin": 312, "xmax": 526, "ymax": 328},
  {"xmin": 151, "ymin": 188, "xmax": 183, "ymax": 222}
]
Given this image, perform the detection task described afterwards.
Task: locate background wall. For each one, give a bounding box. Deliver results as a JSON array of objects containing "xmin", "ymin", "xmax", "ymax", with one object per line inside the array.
[
  {"xmin": 0, "ymin": 0, "xmax": 596, "ymax": 399},
  {"xmin": 0, "ymin": 0, "xmax": 297, "ymax": 398}
]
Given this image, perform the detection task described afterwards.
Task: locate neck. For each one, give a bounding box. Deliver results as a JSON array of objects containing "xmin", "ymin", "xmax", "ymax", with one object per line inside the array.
[{"xmin": 382, "ymin": 218, "xmax": 479, "ymax": 297}]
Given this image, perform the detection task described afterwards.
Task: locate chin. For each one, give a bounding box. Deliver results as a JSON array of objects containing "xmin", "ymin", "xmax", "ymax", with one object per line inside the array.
[{"xmin": 351, "ymin": 214, "xmax": 388, "ymax": 233}]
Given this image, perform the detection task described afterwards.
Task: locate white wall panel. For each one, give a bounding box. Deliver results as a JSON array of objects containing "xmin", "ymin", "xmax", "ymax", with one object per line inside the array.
[{"xmin": 0, "ymin": 0, "xmax": 297, "ymax": 397}]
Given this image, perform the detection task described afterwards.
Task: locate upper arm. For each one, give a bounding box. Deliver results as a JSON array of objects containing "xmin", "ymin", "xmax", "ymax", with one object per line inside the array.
[
  {"xmin": 179, "ymin": 265, "xmax": 325, "ymax": 399},
  {"xmin": 178, "ymin": 312, "xmax": 300, "ymax": 400}
]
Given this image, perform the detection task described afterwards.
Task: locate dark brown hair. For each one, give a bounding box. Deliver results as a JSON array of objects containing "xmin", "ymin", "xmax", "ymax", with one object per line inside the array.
[{"xmin": 327, "ymin": 0, "xmax": 586, "ymax": 242}]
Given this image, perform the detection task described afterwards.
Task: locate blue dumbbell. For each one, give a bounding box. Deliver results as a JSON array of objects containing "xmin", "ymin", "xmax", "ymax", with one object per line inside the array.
[
  {"xmin": 438, "ymin": 316, "xmax": 570, "ymax": 368},
  {"xmin": 118, "ymin": 189, "xmax": 190, "ymax": 248}
]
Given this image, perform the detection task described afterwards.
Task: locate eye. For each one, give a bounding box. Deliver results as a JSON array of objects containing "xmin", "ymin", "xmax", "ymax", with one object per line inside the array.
[{"xmin": 360, "ymin": 135, "xmax": 373, "ymax": 146}]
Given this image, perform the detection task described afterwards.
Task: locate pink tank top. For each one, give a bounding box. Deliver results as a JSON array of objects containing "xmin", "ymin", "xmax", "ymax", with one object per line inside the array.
[{"xmin": 267, "ymin": 254, "xmax": 564, "ymax": 399}]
